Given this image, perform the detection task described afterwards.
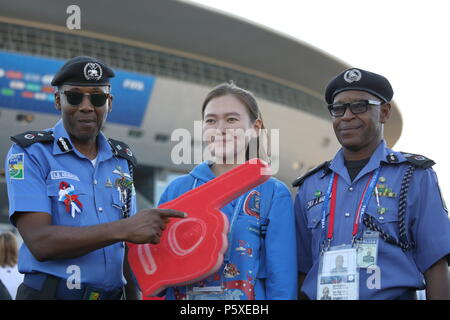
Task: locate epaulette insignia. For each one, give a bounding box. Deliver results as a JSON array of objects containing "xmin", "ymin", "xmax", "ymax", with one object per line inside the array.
[
  {"xmin": 292, "ymin": 161, "xmax": 331, "ymax": 188},
  {"xmin": 108, "ymin": 138, "xmax": 137, "ymax": 168},
  {"xmin": 400, "ymin": 152, "xmax": 435, "ymax": 169},
  {"xmin": 56, "ymin": 137, "xmax": 73, "ymax": 153},
  {"xmin": 10, "ymin": 131, "xmax": 54, "ymax": 148},
  {"xmin": 386, "ymin": 153, "xmax": 399, "ymax": 164}
]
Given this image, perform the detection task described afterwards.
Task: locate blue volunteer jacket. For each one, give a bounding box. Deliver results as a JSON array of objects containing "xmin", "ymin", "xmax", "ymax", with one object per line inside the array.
[{"xmin": 159, "ymin": 161, "xmax": 297, "ymax": 300}]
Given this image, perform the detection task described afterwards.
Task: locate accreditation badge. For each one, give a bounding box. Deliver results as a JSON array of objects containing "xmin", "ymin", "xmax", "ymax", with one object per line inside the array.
[
  {"xmin": 186, "ymin": 285, "xmax": 225, "ymax": 300},
  {"xmin": 356, "ymin": 231, "xmax": 379, "ymax": 269},
  {"xmin": 317, "ymin": 246, "xmax": 359, "ymax": 300}
]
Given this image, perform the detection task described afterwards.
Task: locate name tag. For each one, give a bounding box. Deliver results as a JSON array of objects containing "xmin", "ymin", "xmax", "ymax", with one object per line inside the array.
[
  {"xmin": 50, "ymin": 170, "xmax": 80, "ymax": 181},
  {"xmin": 307, "ymin": 195, "xmax": 325, "ymax": 210}
]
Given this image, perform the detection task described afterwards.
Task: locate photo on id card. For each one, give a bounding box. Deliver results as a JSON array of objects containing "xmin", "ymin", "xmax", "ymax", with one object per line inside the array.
[
  {"xmin": 317, "ymin": 247, "xmax": 359, "ymax": 300},
  {"xmin": 356, "ymin": 231, "xmax": 379, "ymax": 269}
]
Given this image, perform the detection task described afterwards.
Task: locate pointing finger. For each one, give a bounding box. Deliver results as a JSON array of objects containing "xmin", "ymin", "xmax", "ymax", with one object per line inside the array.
[{"xmin": 155, "ymin": 209, "xmax": 187, "ymax": 218}]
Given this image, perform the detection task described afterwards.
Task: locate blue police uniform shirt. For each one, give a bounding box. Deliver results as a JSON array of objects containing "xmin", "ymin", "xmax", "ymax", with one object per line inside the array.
[
  {"xmin": 159, "ymin": 161, "xmax": 298, "ymax": 300},
  {"xmin": 5, "ymin": 120, "xmax": 137, "ymax": 291},
  {"xmin": 295, "ymin": 140, "xmax": 450, "ymax": 299}
]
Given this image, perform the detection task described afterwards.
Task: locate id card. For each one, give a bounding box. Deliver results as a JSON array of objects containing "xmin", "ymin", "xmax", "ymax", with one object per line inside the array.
[
  {"xmin": 356, "ymin": 231, "xmax": 379, "ymax": 269},
  {"xmin": 186, "ymin": 285, "xmax": 226, "ymax": 300},
  {"xmin": 317, "ymin": 247, "xmax": 359, "ymax": 300}
]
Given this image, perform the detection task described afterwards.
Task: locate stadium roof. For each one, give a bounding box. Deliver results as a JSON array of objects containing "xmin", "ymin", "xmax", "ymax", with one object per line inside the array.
[{"xmin": 0, "ymin": 0, "xmax": 402, "ymax": 145}]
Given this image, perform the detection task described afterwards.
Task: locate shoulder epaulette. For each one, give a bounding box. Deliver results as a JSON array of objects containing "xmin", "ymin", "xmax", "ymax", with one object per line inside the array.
[
  {"xmin": 292, "ymin": 161, "xmax": 331, "ymax": 188},
  {"xmin": 10, "ymin": 131, "xmax": 54, "ymax": 148},
  {"xmin": 400, "ymin": 152, "xmax": 435, "ymax": 169},
  {"xmin": 108, "ymin": 138, "xmax": 137, "ymax": 168}
]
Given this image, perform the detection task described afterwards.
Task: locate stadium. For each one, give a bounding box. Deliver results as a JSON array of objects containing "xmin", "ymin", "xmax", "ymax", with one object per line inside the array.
[{"xmin": 0, "ymin": 0, "xmax": 403, "ymax": 230}]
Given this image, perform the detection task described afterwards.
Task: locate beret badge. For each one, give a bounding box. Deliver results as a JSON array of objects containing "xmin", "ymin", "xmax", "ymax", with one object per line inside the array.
[
  {"xmin": 83, "ymin": 62, "xmax": 103, "ymax": 81},
  {"xmin": 343, "ymin": 69, "xmax": 362, "ymax": 83}
]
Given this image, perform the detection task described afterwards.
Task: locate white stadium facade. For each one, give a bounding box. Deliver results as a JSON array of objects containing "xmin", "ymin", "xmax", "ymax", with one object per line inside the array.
[{"xmin": 0, "ymin": 0, "xmax": 402, "ymax": 230}]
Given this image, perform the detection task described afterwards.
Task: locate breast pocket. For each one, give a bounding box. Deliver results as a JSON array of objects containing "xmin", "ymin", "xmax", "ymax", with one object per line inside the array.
[
  {"xmin": 306, "ymin": 206, "xmax": 326, "ymax": 253},
  {"xmin": 46, "ymin": 181, "xmax": 87, "ymax": 227},
  {"xmin": 110, "ymin": 187, "xmax": 124, "ymax": 221},
  {"xmin": 365, "ymin": 198, "xmax": 400, "ymax": 241}
]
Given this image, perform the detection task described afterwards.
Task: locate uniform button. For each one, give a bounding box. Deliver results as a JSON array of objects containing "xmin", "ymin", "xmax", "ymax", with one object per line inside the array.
[
  {"xmin": 349, "ymin": 187, "xmax": 354, "ymax": 192},
  {"xmin": 345, "ymin": 213, "xmax": 351, "ymax": 217},
  {"xmin": 94, "ymin": 179, "xmax": 98, "ymax": 185},
  {"xmin": 98, "ymin": 207, "xmax": 103, "ymax": 212}
]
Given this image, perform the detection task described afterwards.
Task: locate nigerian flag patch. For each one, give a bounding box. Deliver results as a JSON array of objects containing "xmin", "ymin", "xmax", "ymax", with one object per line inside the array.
[{"xmin": 8, "ymin": 153, "xmax": 24, "ymax": 179}]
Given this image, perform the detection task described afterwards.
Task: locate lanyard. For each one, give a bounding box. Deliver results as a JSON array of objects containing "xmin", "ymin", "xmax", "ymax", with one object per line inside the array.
[
  {"xmin": 321, "ymin": 168, "xmax": 380, "ymax": 249},
  {"xmin": 224, "ymin": 195, "xmax": 246, "ymax": 263}
]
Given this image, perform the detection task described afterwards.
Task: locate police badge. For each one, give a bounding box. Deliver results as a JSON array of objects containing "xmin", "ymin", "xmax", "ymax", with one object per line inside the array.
[{"xmin": 83, "ymin": 62, "xmax": 103, "ymax": 81}]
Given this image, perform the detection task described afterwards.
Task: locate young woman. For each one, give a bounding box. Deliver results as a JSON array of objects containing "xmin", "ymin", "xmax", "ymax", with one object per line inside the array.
[{"xmin": 159, "ymin": 82, "xmax": 297, "ymax": 300}]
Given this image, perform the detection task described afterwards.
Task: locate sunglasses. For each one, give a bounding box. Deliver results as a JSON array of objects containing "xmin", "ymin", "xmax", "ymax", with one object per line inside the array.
[
  {"xmin": 59, "ymin": 90, "xmax": 110, "ymax": 107},
  {"xmin": 328, "ymin": 99, "xmax": 382, "ymax": 117}
]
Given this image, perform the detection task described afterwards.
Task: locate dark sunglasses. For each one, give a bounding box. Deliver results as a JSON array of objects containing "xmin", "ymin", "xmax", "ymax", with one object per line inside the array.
[
  {"xmin": 59, "ymin": 91, "xmax": 110, "ymax": 107},
  {"xmin": 328, "ymin": 99, "xmax": 383, "ymax": 117}
]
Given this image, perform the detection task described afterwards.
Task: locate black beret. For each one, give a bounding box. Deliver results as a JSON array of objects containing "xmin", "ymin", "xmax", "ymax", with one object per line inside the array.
[
  {"xmin": 51, "ymin": 56, "xmax": 115, "ymax": 87},
  {"xmin": 325, "ymin": 68, "xmax": 393, "ymax": 104}
]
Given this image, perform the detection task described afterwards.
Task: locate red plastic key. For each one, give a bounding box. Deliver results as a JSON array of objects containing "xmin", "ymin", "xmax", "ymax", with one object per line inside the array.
[{"xmin": 127, "ymin": 159, "xmax": 270, "ymax": 297}]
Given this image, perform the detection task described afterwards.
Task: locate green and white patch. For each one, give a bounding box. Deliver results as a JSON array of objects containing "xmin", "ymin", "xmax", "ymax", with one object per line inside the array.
[{"xmin": 8, "ymin": 153, "xmax": 25, "ymax": 179}]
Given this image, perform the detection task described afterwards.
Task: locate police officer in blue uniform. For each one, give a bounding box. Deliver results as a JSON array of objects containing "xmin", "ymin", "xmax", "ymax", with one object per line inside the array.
[
  {"xmin": 5, "ymin": 56, "xmax": 185, "ymax": 300},
  {"xmin": 294, "ymin": 68, "xmax": 450, "ymax": 300}
]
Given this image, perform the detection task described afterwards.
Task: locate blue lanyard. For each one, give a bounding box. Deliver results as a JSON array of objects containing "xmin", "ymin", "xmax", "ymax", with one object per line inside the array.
[
  {"xmin": 356, "ymin": 168, "xmax": 380, "ymax": 228},
  {"xmin": 321, "ymin": 173, "xmax": 335, "ymax": 230},
  {"xmin": 224, "ymin": 195, "xmax": 246, "ymax": 263}
]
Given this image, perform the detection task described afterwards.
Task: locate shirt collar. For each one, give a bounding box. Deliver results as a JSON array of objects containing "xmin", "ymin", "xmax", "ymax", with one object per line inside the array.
[
  {"xmin": 52, "ymin": 120, "xmax": 113, "ymax": 161},
  {"xmin": 329, "ymin": 140, "xmax": 406, "ymax": 184}
]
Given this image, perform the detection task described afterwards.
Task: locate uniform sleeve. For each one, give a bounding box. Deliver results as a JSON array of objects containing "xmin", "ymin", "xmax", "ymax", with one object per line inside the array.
[
  {"xmin": 294, "ymin": 189, "xmax": 313, "ymax": 274},
  {"xmin": 5, "ymin": 144, "xmax": 52, "ymax": 226},
  {"xmin": 411, "ymin": 169, "xmax": 450, "ymax": 273},
  {"xmin": 264, "ymin": 183, "xmax": 298, "ymax": 299},
  {"xmin": 157, "ymin": 175, "xmax": 193, "ymax": 207}
]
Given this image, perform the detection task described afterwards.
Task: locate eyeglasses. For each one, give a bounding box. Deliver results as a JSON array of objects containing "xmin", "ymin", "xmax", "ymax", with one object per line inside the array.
[
  {"xmin": 59, "ymin": 91, "xmax": 110, "ymax": 107},
  {"xmin": 328, "ymin": 100, "xmax": 383, "ymax": 117}
]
